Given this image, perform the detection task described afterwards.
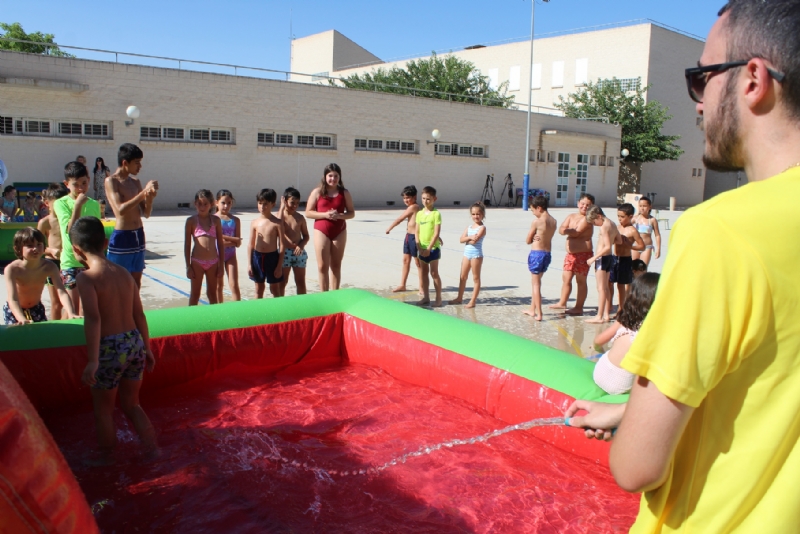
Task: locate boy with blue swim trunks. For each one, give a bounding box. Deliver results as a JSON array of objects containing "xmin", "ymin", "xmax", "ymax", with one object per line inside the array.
[
  {"xmin": 105, "ymin": 143, "xmax": 158, "ymax": 290},
  {"xmin": 524, "ymin": 195, "xmax": 557, "ymax": 321},
  {"xmin": 70, "ymin": 216, "xmax": 157, "ymax": 465},
  {"xmin": 414, "ymin": 186, "xmax": 442, "ymax": 307},
  {"xmin": 386, "ymin": 185, "xmax": 423, "ymax": 294}
]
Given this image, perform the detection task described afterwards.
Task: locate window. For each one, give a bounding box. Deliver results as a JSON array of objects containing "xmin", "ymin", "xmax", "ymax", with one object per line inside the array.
[
  {"xmin": 597, "ymin": 78, "xmax": 641, "ymax": 92},
  {"xmin": 552, "ymin": 61, "xmax": 564, "ymax": 88},
  {"xmin": 84, "ymin": 123, "xmax": 109, "ymax": 137},
  {"xmin": 162, "ymin": 127, "xmax": 185, "ymax": 140},
  {"xmin": 142, "ymin": 125, "xmax": 233, "ymax": 144},
  {"xmin": 297, "ymin": 135, "xmax": 314, "ymax": 146},
  {"xmin": 557, "ymin": 152, "xmax": 570, "ymax": 178},
  {"xmin": 599, "ymin": 155, "xmax": 606, "ymax": 166},
  {"xmin": 1, "ymin": 116, "xmax": 111, "ymax": 138},
  {"xmin": 538, "ymin": 150, "xmax": 545, "ymax": 163},
  {"xmin": 488, "ymin": 68, "xmax": 499, "ymax": 90},
  {"xmin": 692, "ymin": 168, "xmax": 697, "ymax": 177},
  {"xmin": 577, "ymin": 154, "xmax": 588, "ymax": 178},
  {"xmin": 354, "ymin": 137, "xmax": 417, "ymax": 154},
  {"xmin": 211, "ymin": 130, "xmax": 231, "ymax": 142},
  {"xmin": 24, "ymin": 120, "xmax": 52, "ymax": 135},
  {"xmin": 315, "ymin": 135, "xmax": 332, "ymax": 147},
  {"xmin": 547, "ymin": 151, "xmax": 556, "ymax": 163},
  {"xmin": 698, "ymin": 168, "xmax": 703, "ymax": 177},
  {"xmin": 436, "ymin": 143, "xmax": 452, "ymax": 155},
  {"xmin": 607, "ymin": 157, "xmax": 614, "ymax": 167},
  {"xmin": 509, "ymin": 65, "xmax": 521, "ymax": 91},
  {"xmin": 141, "ymin": 126, "xmax": 160, "ymax": 139},
  {"xmin": 190, "ymin": 129, "xmax": 209, "ymax": 141},
  {"xmin": 435, "ymin": 144, "xmax": 487, "ymax": 157},
  {"xmin": 58, "ymin": 122, "xmax": 82, "ymax": 136},
  {"xmin": 471, "ymin": 146, "xmax": 485, "ymax": 157},
  {"xmin": 0, "ymin": 116, "xmax": 12, "ymax": 135},
  {"xmin": 531, "ymin": 63, "xmax": 542, "ymax": 90},
  {"xmin": 276, "ymin": 134, "xmax": 293, "ymax": 145},
  {"xmin": 311, "ymin": 71, "xmax": 329, "ymax": 82},
  {"xmin": 590, "ymin": 155, "xmax": 597, "ymax": 166},
  {"xmin": 459, "ymin": 145, "xmax": 472, "ymax": 156},
  {"xmin": 575, "ymin": 58, "xmax": 589, "ymax": 86},
  {"xmin": 258, "ymin": 131, "xmax": 334, "ymax": 149}
]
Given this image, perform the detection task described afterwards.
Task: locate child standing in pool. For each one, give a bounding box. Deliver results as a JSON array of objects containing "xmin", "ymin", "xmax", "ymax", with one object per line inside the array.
[
  {"xmin": 305, "ymin": 163, "xmax": 355, "ymax": 292},
  {"xmin": 249, "ymin": 188, "xmax": 285, "ymax": 298},
  {"xmin": 279, "ymin": 187, "xmax": 310, "ymax": 296},
  {"xmin": 449, "ymin": 202, "xmax": 486, "ymax": 308},
  {"xmin": 70, "ymin": 216, "xmax": 157, "ymax": 464},
  {"xmin": 215, "ymin": 189, "xmax": 241, "ymax": 303},
  {"xmin": 37, "ymin": 184, "xmax": 69, "ymax": 320},
  {"xmin": 524, "ymin": 195, "xmax": 557, "ymax": 321},
  {"xmin": 184, "ymin": 190, "xmax": 224, "ymax": 306},
  {"xmin": 631, "ymin": 196, "xmax": 661, "ymax": 265},
  {"xmin": 414, "ymin": 186, "xmax": 443, "ymax": 307}
]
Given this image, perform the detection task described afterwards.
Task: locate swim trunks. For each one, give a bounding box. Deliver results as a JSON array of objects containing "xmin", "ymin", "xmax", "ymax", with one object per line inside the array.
[
  {"xmin": 595, "ymin": 255, "xmax": 614, "ymax": 272},
  {"xmin": 403, "ymin": 233, "xmax": 418, "ymax": 257},
  {"xmin": 418, "ymin": 248, "xmax": 441, "ymax": 264},
  {"xmin": 60, "ymin": 267, "xmax": 85, "ymax": 290},
  {"xmin": 283, "ymin": 248, "xmax": 308, "ymax": 269},
  {"xmin": 250, "ymin": 250, "xmax": 284, "ymax": 284},
  {"xmin": 3, "ymin": 301, "xmax": 47, "ymax": 325},
  {"xmin": 92, "ymin": 328, "xmax": 146, "ymax": 390},
  {"xmin": 610, "ymin": 255, "xmax": 634, "ymax": 285},
  {"xmin": 107, "ymin": 227, "xmax": 146, "ymax": 273},
  {"xmin": 564, "ymin": 251, "xmax": 592, "ymax": 276},
  {"xmin": 528, "ymin": 250, "xmax": 552, "ymax": 274}
]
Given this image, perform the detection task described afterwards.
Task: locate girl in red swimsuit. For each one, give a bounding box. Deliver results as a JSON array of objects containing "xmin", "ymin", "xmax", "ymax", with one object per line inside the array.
[{"xmin": 305, "ymin": 163, "xmax": 355, "ymax": 291}]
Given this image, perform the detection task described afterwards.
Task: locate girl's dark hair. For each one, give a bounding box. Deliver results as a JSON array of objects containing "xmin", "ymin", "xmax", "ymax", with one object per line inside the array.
[
  {"xmin": 94, "ymin": 157, "xmax": 109, "ymax": 171},
  {"xmin": 638, "ymin": 196, "xmax": 652, "ymax": 206},
  {"xmin": 216, "ymin": 189, "xmax": 235, "ymax": 202},
  {"xmin": 320, "ymin": 163, "xmax": 344, "ymax": 192},
  {"xmin": 3, "ymin": 185, "xmax": 15, "ymax": 196},
  {"xmin": 616, "ymin": 272, "xmax": 660, "ymax": 331},
  {"xmin": 194, "ymin": 189, "xmax": 214, "ymax": 203}
]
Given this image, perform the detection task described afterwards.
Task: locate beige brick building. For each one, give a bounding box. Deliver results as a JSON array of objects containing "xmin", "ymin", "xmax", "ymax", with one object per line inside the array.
[
  {"xmin": 0, "ymin": 49, "xmax": 621, "ymax": 209},
  {"xmin": 292, "ymin": 21, "xmax": 708, "ymax": 207}
]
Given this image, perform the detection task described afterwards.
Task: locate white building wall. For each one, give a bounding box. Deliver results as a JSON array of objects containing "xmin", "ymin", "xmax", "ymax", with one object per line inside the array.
[{"xmin": 0, "ymin": 50, "xmax": 621, "ymax": 210}]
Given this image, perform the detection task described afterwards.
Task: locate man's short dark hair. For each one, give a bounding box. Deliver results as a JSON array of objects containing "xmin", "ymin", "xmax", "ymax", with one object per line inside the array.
[
  {"xmin": 402, "ymin": 185, "xmax": 417, "ymax": 197},
  {"xmin": 579, "ymin": 193, "xmax": 596, "ymax": 204},
  {"xmin": 529, "ymin": 195, "xmax": 549, "ymax": 210},
  {"xmin": 118, "ymin": 143, "xmax": 144, "ymax": 166},
  {"xmin": 283, "ymin": 187, "xmax": 300, "ymax": 201},
  {"xmin": 64, "ymin": 161, "xmax": 88, "ymax": 181},
  {"xmin": 69, "ymin": 216, "xmax": 106, "ymax": 255},
  {"xmin": 618, "ymin": 203, "xmax": 635, "ymax": 216},
  {"xmin": 422, "ymin": 186, "xmax": 437, "ymax": 196},
  {"xmin": 257, "ymin": 188, "xmax": 277, "ymax": 203},
  {"xmin": 13, "ymin": 227, "xmax": 45, "ymax": 259},
  {"xmin": 718, "ymin": 1, "xmax": 800, "ymax": 122}
]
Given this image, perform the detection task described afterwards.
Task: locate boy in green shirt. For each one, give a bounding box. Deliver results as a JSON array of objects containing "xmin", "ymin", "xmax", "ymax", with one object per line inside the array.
[
  {"xmin": 53, "ymin": 161, "xmax": 101, "ymax": 315},
  {"xmin": 414, "ymin": 186, "xmax": 442, "ymax": 307}
]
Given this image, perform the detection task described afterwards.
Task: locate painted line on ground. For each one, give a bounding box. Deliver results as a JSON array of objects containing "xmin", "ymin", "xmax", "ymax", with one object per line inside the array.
[
  {"xmin": 146, "ymin": 265, "xmax": 241, "ymax": 299},
  {"xmin": 554, "ymin": 324, "xmax": 585, "ymax": 358},
  {"xmin": 142, "ymin": 272, "xmax": 208, "ymax": 305}
]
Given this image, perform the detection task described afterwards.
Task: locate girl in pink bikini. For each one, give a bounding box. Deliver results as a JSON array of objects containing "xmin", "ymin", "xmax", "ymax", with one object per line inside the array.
[
  {"xmin": 305, "ymin": 163, "xmax": 355, "ymax": 291},
  {"xmin": 184, "ymin": 189, "xmax": 225, "ymax": 305}
]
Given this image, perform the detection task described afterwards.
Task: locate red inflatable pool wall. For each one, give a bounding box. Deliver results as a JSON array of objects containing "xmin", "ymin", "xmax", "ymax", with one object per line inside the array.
[{"xmin": 0, "ymin": 312, "xmax": 610, "ymax": 533}]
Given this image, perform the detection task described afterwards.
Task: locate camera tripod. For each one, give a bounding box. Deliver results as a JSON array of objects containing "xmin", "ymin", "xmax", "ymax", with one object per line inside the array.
[
  {"xmin": 481, "ymin": 174, "xmax": 497, "ymax": 207},
  {"xmin": 498, "ymin": 173, "xmax": 515, "ymax": 207}
]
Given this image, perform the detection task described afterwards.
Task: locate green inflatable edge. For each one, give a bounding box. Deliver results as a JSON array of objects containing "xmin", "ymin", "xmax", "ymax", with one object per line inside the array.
[
  {"xmin": 0, "ymin": 289, "xmax": 627, "ymax": 404},
  {"xmin": 0, "ymin": 220, "xmax": 115, "ymax": 261}
]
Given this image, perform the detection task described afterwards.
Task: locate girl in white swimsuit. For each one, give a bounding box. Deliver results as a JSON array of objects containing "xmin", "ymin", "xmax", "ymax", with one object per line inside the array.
[
  {"xmin": 589, "ymin": 272, "xmax": 660, "ymax": 395},
  {"xmin": 631, "ymin": 196, "xmax": 661, "ymax": 265}
]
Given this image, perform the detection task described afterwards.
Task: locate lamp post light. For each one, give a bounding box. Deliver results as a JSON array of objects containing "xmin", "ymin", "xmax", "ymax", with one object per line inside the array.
[
  {"xmin": 427, "ymin": 128, "xmax": 442, "ymax": 145},
  {"xmin": 125, "ymin": 105, "xmax": 140, "ymax": 127},
  {"xmin": 523, "ymin": 0, "xmax": 549, "ymax": 211},
  {"xmin": 621, "ymin": 148, "xmax": 630, "ymax": 158}
]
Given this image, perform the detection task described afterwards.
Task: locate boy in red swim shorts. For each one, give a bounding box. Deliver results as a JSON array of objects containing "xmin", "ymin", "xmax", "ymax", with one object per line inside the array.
[{"xmin": 550, "ymin": 193, "xmax": 595, "ymax": 315}]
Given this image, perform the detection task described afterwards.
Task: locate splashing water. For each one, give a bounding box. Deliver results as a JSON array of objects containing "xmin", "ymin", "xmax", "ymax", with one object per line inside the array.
[{"xmin": 260, "ymin": 416, "xmax": 567, "ymax": 478}]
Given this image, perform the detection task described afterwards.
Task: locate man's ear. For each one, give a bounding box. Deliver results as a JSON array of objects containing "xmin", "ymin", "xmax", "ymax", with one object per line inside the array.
[{"xmin": 744, "ymin": 58, "xmax": 777, "ymax": 111}]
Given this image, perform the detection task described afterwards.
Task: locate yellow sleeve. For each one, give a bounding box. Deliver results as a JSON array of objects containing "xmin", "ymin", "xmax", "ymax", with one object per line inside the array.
[{"xmin": 621, "ymin": 211, "xmax": 772, "ymax": 407}]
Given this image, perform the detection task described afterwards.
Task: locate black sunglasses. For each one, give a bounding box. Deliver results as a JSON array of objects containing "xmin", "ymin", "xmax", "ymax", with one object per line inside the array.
[{"xmin": 685, "ymin": 60, "xmax": 786, "ymax": 103}]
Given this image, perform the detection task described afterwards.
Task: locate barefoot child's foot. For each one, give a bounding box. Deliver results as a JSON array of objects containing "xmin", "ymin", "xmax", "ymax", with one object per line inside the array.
[
  {"xmin": 448, "ymin": 298, "xmax": 463, "ymax": 305},
  {"xmin": 433, "ymin": 300, "xmax": 443, "ymax": 308},
  {"xmin": 548, "ymin": 303, "xmax": 567, "ymax": 309},
  {"xmin": 392, "ymin": 285, "xmax": 407, "ymax": 293},
  {"xmin": 414, "ymin": 299, "xmax": 431, "ymax": 307},
  {"xmin": 565, "ymin": 307, "xmax": 584, "ymax": 316},
  {"xmin": 585, "ymin": 316, "xmax": 607, "ymax": 324},
  {"xmin": 465, "ymin": 301, "xmax": 476, "ymax": 309}
]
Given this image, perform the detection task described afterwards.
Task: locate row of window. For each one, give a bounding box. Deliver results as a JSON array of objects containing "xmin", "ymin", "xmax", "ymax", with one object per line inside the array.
[
  {"xmin": 0, "ymin": 116, "xmax": 112, "ymax": 138},
  {"xmin": 530, "ymin": 150, "xmax": 615, "ymax": 167},
  {"xmin": 691, "ymin": 167, "xmax": 704, "ymax": 177},
  {"xmin": 140, "ymin": 125, "xmax": 234, "ymax": 143},
  {"xmin": 486, "ymin": 58, "xmax": 641, "ymax": 92},
  {"xmin": 434, "ymin": 143, "xmax": 486, "ymax": 157}
]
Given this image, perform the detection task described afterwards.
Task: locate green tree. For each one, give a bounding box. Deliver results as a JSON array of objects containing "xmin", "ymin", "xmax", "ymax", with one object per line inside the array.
[
  {"xmin": 333, "ymin": 53, "xmax": 514, "ymax": 108},
  {"xmin": 555, "ymin": 78, "xmax": 683, "ymax": 200},
  {"xmin": 0, "ymin": 22, "xmax": 74, "ymax": 57}
]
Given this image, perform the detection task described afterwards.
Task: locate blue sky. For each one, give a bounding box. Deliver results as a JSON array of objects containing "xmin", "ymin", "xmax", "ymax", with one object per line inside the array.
[{"xmin": 2, "ymin": 0, "xmax": 723, "ymax": 76}]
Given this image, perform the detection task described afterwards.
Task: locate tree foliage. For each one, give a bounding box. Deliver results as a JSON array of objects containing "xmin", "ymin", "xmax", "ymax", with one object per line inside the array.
[
  {"xmin": 0, "ymin": 22, "xmax": 74, "ymax": 57},
  {"xmin": 334, "ymin": 53, "xmax": 514, "ymax": 108},
  {"xmin": 555, "ymin": 78, "xmax": 684, "ymax": 198}
]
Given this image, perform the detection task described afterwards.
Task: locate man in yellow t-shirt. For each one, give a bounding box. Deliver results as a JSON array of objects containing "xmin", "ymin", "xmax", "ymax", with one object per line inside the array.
[{"xmin": 566, "ymin": 2, "xmax": 800, "ymax": 532}]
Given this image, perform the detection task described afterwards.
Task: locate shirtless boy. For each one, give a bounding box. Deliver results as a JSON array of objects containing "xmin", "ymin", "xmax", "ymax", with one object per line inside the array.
[
  {"xmin": 524, "ymin": 195, "xmax": 557, "ymax": 321},
  {"xmin": 586, "ymin": 206, "xmax": 621, "ymax": 324},
  {"xmin": 3, "ymin": 227, "xmax": 77, "ymax": 325},
  {"xmin": 70, "ymin": 216, "xmax": 157, "ymax": 465},
  {"xmin": 279, "ymin": 187, "xmax": 309, "ymax": 296},
  {"xmin": 609, "ymin": 203, "xmax": 645, "ymax": 314},
  {"xmin": 105, "ymin": 143, "xmax": 158, "ymax": 288},
  {"xmin": 248, "ymin": 188, "xmax": 285, "ymax": 298},
  {"xmin": 550, "ymin": 193, "xmax": 595, "ymax": 315},
  {"xmin": 37, "ymin": 183, "xmax": 69, "ymax": 319},
  {"xmin": 386, "ymin": 185, "xmax": 422, "ymax": 294}
]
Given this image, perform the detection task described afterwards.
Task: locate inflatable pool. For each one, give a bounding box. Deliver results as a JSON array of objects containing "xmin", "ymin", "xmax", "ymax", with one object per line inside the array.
[{"xmin": 0, "ymin": 289, "xmax": 636, "ymax": 532}]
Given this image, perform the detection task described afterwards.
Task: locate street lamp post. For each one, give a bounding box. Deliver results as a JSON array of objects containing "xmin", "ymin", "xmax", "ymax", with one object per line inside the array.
[{"xmin": 523, "ymin": 0, "xmax": 548, "ymax": 210}]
